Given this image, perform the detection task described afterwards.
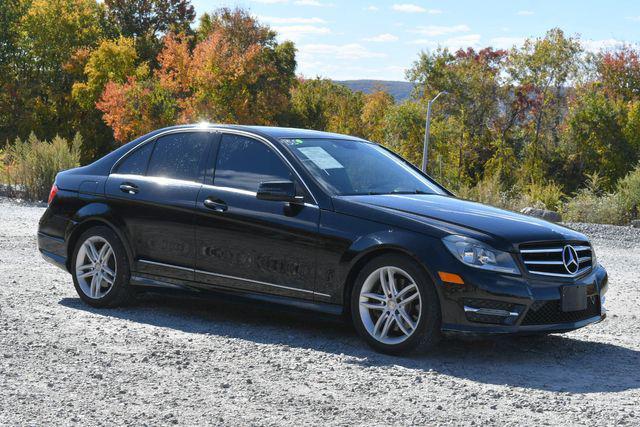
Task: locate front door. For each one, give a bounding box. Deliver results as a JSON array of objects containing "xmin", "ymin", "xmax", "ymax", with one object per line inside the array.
[
  {"xmin": 194, "ymin": 133, "xmax": 320, "ymax": 300},
  {"xmin": 105, "ymin": 131, "xmax": 213, "ymax": 280}
]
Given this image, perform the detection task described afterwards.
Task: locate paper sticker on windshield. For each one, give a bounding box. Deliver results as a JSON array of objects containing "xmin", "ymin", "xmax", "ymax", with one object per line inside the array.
[{"xmin": 297, "ymin": 147, "xmax": 344, "ymax": 170}]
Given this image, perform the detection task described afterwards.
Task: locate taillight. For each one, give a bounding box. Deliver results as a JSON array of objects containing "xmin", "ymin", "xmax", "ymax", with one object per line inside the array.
[{"xmin": 48, "ymin": 184, "xmax": 58, "ymax": 205}]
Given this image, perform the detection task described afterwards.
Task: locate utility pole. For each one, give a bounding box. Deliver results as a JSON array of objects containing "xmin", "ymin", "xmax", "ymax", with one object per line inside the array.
[{"xmin": 421, "ymin": 91, "xmax": 448, "ymax": 173}]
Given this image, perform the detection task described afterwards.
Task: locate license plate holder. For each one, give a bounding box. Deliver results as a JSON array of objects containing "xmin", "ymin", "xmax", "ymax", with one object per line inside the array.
[{"xmin": 561, "ymin": 285, "xmax": 588, "ymax": 312}]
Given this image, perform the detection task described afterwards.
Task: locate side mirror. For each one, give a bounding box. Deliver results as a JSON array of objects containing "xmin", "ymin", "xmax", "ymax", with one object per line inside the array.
[{"xmin": 256, "ymin": 181, "xmax": 304, "ymax": 203}]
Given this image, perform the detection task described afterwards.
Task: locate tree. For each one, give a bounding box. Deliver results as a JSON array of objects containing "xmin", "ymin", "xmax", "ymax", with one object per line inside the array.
[
  {"xmin": 506, "ymin": 28, "xmax": 583, "ymax": 181},
  {"xmin": 9, "ymin": 0, "xmax": 106, "ymax": 141},
  {"xmin": 407, "ymin": 47, "xmax": 508, "ymax": 182},
  {"xmin": 0, "ymin": 0, "xmax": 30, "ymax": 144},
  {"xmin": 104, "ymin": 0, "xmax": 195, "ymax": 64},
  {"xmin": 563, "ymin": 88, "xmax": 636, "ymax": 189},
  {"xmin": 98, "ymin": 77, "xmax": 179, "ymax": 142},
  {"xmin": 382, "ymin": 101, "xmax": 425, "ymax": 167},
  {"xmin": 290, "ymin": 78, "xmax": 365, "ymax": 136},
  {"xmin": 71, "ymin": 36, "xmax": 146, "ymax": 160},
  {"xmin": 597, "ymin": 46, "xmax": 640, "ymax": 102},
  {"xmin": 72, "ymin": 37, "xmax": 142, "ymax": 111},
  {"xmin": 361, "ymin": 89, "xmax": 394, "ymax": 143},
  {"xmin": 97, "ymin": 8, "xmax": 297, "ymax": 142},
  {"xmin": 105, "ymin": 0, "xmax": 194, "ymax": 37}
]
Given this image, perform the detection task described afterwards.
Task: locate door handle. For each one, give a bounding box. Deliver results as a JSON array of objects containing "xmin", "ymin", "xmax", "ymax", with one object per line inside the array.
[
  {"xmin": 119, "ymin": 183, "xmax": 139, "ymax": 194},
  {"xmin": 203, "ymin": 198, "xmax": 228, "ymax": 212}
]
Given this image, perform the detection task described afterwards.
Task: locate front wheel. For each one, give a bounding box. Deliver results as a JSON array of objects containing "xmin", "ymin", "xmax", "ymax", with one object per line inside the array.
[
  {"xmin": 351, "ymin": 255, "xmax": 441, "ymax": 355},
  {"xmin": 71, "ymin": 226, "xmax": 131, "ymax": 308}
]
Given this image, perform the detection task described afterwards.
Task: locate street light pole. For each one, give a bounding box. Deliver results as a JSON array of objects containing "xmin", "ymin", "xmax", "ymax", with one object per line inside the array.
[{"xmin": 421, "ymin": 91, "xmax": 447, "ymax": 173}]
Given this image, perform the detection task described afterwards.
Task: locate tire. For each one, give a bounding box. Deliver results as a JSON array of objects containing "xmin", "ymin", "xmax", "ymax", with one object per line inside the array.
[
  {"xmin": 71, "ymin": 226, "xmax": 131, "ymax": 308},
  {"xmin": 351, "ymin": 254, "xmax": 441, "ymax": 355}
]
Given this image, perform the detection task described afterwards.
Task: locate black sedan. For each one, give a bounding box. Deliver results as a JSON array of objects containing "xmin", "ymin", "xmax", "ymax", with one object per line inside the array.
[{"xmin": 38, "ymin": 125, "xmax": 608, "ymax": 354}]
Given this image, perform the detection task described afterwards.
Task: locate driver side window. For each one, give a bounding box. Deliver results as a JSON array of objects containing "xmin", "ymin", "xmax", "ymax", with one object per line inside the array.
[{"xmin": 214, "ymin": 134, "xmax": 293, "ymax": 192}]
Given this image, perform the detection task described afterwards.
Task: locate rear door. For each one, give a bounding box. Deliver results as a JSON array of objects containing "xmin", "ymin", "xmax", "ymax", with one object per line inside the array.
[
  {"xmin": 105, "ymin": 130, "xmax": 213, "ymax": 280},
  {"xmin": 194, "ymin": 132, "xmax": 321, "ymax": 300}
]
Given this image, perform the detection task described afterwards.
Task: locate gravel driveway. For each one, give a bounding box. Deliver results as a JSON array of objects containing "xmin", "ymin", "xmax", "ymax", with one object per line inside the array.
[{"xmin": 1, "ymin": 197, "xmax": 639, "ymax": 426}]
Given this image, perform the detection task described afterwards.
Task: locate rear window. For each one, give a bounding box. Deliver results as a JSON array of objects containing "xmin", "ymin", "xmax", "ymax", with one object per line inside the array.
[
  {"xmin": 147, "ymin": 132, "xmax": 210, "ymax": 182},
  {"xmin": 114, "ymin": 142, "xmax": 154, "ymax": 175}
]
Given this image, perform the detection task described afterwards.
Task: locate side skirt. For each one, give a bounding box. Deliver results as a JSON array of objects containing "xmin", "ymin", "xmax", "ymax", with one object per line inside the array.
[{"xmin": 129, "ymin": 274, "xmax": 344, "ymax": 317}]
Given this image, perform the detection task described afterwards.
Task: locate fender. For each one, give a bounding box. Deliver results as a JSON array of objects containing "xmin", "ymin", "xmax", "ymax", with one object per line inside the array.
[
  {"xmin": 65, "ymin": 202, "xmax": 135, "ymax": 270},
  {"xmin": 336, "ymin": 228, "xmax": 443, "ymax": 308}
]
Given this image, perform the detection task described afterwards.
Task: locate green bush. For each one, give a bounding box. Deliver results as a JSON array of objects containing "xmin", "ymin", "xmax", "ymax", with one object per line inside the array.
[
  {"xmin": 563, "ymin": 189, "xmax": 625, "ymax": 224},
  {"xmin": 1, "ymin": 133, "xmax": 81, "ymax": 201},
  {"xmin": 456, "ymin": 173, "xmax": 515, "ymax": 210},
  {"xmin": 457, "ymin": 175, "xmax": 564, "ymax": 213},
  {"xmin": 616, "ymin": 164, "xmax": 640, "ymax": 221},
  {"xmin": 563, "ymin": 166, "xmax": 640, "ymax": 224},
  {"xmin": 520, "ymin": 181, "xmax": 565, "ymax": 212}
]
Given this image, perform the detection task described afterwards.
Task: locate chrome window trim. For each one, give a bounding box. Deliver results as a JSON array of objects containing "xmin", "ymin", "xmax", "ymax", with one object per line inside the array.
[
  {"xmin": 200, "ymin": 184, "xmax": 317, "ymax": 209},
  {"xmin": 138, "ymin": 259, "xmax": 330, "ymax": 298},
  {"xmin": 109, "ymin": 173, "xmax": 204, "ymax": 188},
  {"xmin": 109, "ymin": 127, "xmax": 320, "ymax": 206}
]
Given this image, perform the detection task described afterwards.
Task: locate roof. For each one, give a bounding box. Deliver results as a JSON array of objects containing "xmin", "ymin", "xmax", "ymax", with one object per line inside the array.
[{"xmin": 156, "ymin": 124, "xmax": 368, "ymax": 142}]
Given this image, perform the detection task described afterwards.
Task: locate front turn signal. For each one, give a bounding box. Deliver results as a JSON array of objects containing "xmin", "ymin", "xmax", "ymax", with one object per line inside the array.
[{"xmin": 438, "ymin": 271, "xmax": 464, "ymax": 285}]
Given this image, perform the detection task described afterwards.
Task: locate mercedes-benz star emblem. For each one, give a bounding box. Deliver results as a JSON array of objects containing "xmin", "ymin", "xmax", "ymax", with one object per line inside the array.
[{"xmin": 562, "ymin": 245, "xmax": 580, "ymax": 274}]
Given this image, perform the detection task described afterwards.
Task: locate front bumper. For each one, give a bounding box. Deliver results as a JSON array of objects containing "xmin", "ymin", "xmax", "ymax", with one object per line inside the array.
[{"xmin": 437, "ymin": 262, "xmax": 608, "ymax": 335}]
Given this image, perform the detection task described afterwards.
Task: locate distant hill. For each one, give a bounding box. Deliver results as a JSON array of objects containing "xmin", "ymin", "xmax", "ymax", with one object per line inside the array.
[{"xmin": 336, "ymin": 80, "xmax": 414, "ymax": 103}]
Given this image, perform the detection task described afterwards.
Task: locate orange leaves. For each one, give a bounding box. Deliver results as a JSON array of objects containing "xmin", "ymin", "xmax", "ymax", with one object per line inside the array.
[
  {"xmin": 156, "ymin": 33, "xmax": 192, "ymax": 94},
  {"xmin": 97, "ymin": 79, "xmax": 139, "ymax": 143},
  {"xmin": 97, "ymin": 9, "xmax": 296, "ymax": 143}
]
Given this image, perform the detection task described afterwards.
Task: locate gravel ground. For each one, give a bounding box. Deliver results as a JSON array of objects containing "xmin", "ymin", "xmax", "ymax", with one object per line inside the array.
[{"xmin": 1, "ymin": 197, "xmax": 639, "ymax": 426}]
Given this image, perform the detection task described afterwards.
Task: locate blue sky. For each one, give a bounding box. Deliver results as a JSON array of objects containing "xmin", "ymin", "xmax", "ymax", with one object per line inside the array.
[{"xmin": 191, "ymin": 0, "xmax": 640, "ymax": 81}]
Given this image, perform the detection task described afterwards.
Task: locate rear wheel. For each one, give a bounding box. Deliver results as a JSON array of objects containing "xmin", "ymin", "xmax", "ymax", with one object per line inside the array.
[
  {"xmin": 71, "ymin": 226, "xmax": 131, "ymax": 308},
  {"xmin": 351, "ymin": 254, "xmax": 441, "ymax": 355}
]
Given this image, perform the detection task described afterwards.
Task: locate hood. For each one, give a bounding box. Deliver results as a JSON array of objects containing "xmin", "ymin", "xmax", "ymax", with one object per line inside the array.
[{"xmin": 333, "ymin": 194, "xmax": 587, "ymax": 249}]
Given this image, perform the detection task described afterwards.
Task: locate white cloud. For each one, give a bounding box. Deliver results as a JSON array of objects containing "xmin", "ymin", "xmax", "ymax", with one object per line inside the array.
[
  {"xmin": 516, "ymin": 10, "xmax": 534, "ymax": 16},
  {"xmin": 410, "ymin": 34, "xmax": 482, "ymax": 50},
  {"xmin": 294, "ymin": 0, "xmax": 333, "ymax": 6},
  {"xmin": 259, "ymin": 16, "xmax": 326, "ymax": 24},
  {"xmin": 442, "ymin": 34, "xmax": 482, "ymax": 49},
  {"xmin": 626, "ymin": 16, "xmax": 640, "ymax": 22},
  {"xmin": 490, "ymin": 36, "xmax": 526, "ymax": 49},
  {"xmin": 296, "ymin": 61, "xmax": 407, "ymax": 80},
  {"xmin": 582, "ymin": 38, "xmax": 634, "ymax": 52},
  {"xmin": 274, "ymin": 25, "xmax": 331, "ymax": 41},
  {"xmin": 365, "ymin": 5, "xmax": 379, "ymax": 11},
  {"xmin": 363, "ymin": 33, "xmax": 399, "ymax": 42},
  {"xmin": 392, "ymin": 4, "xmax": 441, "ymax": 14},
  {"xmin": 412, "ymin": 24, "xmax": 470, "ymax": 36},
  {"xmin": 253, "ymin": 0, "xmax": 289, "ymax": 3},
  {"xmin": 300, "ymin": 43, "xmax": 386, "ymax": 59}
]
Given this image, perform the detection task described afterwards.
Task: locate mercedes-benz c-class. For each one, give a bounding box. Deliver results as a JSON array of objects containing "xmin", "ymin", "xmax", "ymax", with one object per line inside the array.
[{"xmin": 38, "ymin": 124, "xmax": 608, "ymax": 354}]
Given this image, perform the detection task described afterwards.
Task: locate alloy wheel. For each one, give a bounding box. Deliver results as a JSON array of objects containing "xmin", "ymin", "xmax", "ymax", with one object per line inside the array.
[
  {"xmin": 358, "ymin": 266, "xmax": 422, "ymax": 345},
  {"xmin": 75, "ymin": 236, "xmax": 117, "ymax": 299}
]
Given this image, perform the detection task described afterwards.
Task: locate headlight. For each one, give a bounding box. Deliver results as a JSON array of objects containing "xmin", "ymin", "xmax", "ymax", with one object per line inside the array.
[{"xmin": 442, "ymin": 235, "xmax": 520, "ymax": 275}]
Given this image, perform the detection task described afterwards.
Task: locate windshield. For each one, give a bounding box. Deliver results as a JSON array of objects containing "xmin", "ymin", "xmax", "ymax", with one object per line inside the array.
[{"xmin": 281, "ymin": 138, "xmax": 446, "ymax": 196}]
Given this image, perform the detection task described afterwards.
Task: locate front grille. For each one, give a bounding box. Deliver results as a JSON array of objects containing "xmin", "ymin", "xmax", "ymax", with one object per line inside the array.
[
  {"xmin": 519, "ymin": 242, "xmax": 593, "ymax": 278},
  {"xmin": 521, "ymin": 296, "xmax": 600, "ymax": 325}
]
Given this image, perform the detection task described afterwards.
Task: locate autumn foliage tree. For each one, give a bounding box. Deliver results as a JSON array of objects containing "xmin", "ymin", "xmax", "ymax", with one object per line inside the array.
[{"xmin": 98, "ymin": 8, "xmax": 296, "ymax": 142}]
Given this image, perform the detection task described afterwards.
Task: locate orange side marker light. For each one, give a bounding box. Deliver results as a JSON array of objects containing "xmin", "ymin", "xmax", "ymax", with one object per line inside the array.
[{"xmin": 438, "ymin": 271, "xmax": 464, "ymax": 285}]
